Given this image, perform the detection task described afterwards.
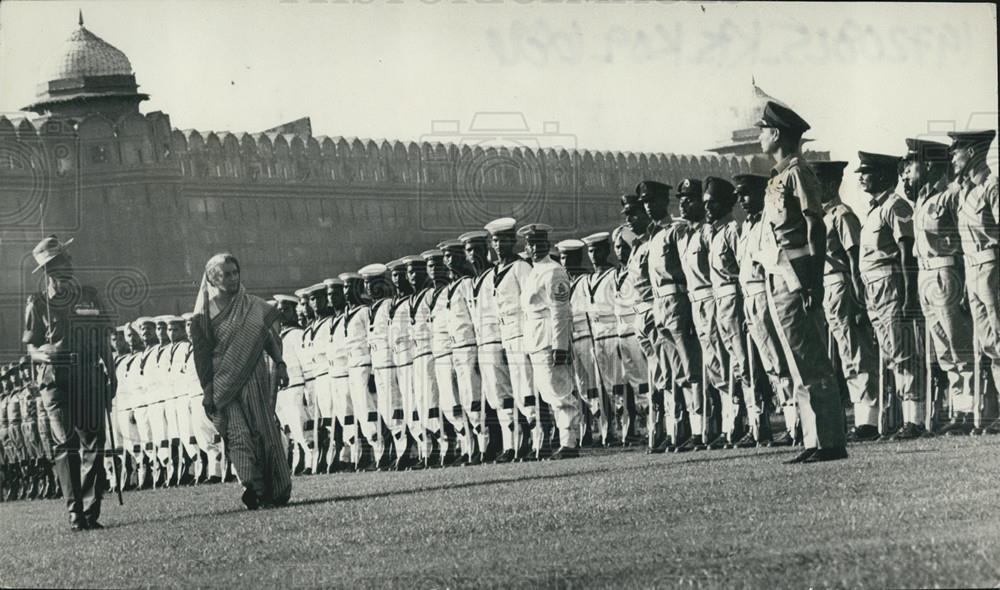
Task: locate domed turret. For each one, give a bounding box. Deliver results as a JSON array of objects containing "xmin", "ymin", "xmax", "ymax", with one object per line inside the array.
[{"xmin": 23, "ymin": 12, "xmax": 148, "ymax": 121}]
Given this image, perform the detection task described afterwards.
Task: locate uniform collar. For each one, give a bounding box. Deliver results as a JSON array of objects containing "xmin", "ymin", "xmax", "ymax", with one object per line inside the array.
[
  {"xmin": 822, "ymin": 195, "xmax": 843, "ymax": 213},
  {"xmin": 770, "ymin": 154, "xmax": 801, "ymax": 176},
  {"xmin": 918, "ymin": 175, "xmax": 950, "ymax": 202},
  {"xmin": 867, "ymin": 189, "xmax": 893, "ymax": 211},
  {"xmin": 710, "ymin": 212, "xmax": 733, "ymax": 232}
]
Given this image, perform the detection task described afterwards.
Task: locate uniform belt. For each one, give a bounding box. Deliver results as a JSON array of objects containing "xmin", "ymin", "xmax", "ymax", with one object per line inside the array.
[
  {"xmin": 785, "ymin": 246, "xmax": 811, "ymax": 260},
  {"xmin": 588, "ymin": 314, "xmax": 616, "ymax": 324},
  {"xmin": 451, "ymin": 342, "xmax": 477, "ymax": 351},
  {"xmin": 861, "ymin": 266, "xmax": 899, "ymax": 283},
  {"xmin": 313, "ymin": 371, "xmax": 329, "ymax": 378},
  {"xmin": 918, "ymin": 255, "xmax": 959, "ymax": 270},
  {"xmin": 967, "ymin": 247, "xmax": 998, "ymax": 266},
  {"xmin": 688, "ymin": 286, "xmax": 715, "ymax": 302},
  {"xmin": 713, "ymin": 283, "xmax": 739, "ymax": 298},
  {"xmin": 617, "ymin": 331, "xmax": 635, "ymax": 338},
  {"xmin": 413, "ymin": 351, "xmax": 434, "ymax": 360},
  {"xmin": 331, "ymin": 373, "xmax": 349, "ymax": 379},
  {"xmin": 594, "ymin": 334, "xmax": 619, "ymax": 342},
  {"xmin": 525, "ymin": 309, "xmax": 550, "ymax": 319},
  {"xmin": 741, "ymin": 281, "xmax": 767, "ymax": 296},
  {"xmin": 373, "ymin": 365, "xmax": 397, "ymax": 370},
  {"xmin": 635, "ymin": 301, "xmax": 653, "ymax": 313},
  {"xmin": 286, "ymin": 381, "xmax": 305, "ymax": 388},
  {"xmin": 476, "ymin": 340, "xmax": 503, "ymax": 347},
  {"xmin": 823, "ymin": 272, "xmax": 848, "ymax": 286},
  {"xmin": 572, "ymin": 334, "xmax": 593, "ymax": 342},
  {"xmin": 616, "ymin": 312, "xmax": 636, "ymax": 321},
  {"xmin": 652, "ymin": 283, "xmax": 686, "ymax": 297}
]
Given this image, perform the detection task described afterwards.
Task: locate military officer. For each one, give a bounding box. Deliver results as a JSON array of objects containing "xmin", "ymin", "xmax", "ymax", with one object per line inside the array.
[
  {"xmin": 484, "ymin": 218, "xmax": 538, "ymax": 460},
  {"xmin": 856, "ymin": 151, "xmax": 923, "ymax": 439},
  {"xmin": 407, "ymin": 253, "xmax": 443, "ymax": 466},
  {"xmin": 440, "ymin": 239, "xmax": 482, "ymax": 464},
  {"xmin": 949, "ymin": 129, "xmax": 999, "ymax": 432},
  {"xmin": 814, "ymin": 160, "xmax": 881, "ymax": 442},
  {"xmin": 461, "ymin": 231, "xmax": 514, "ymax": 462},
  {"xmin": 610, "ymin": 222, "xmax": 651, "ymax": 445},
  {"xmin": 274, "ymin": 295, "xmax": 313, "ymax": 473},
  {"xmin": 556, "ymin": 238, "xmax": 603, "ymax": 447},
  {"xmin": 518, "ymin": 223, "xmax": 582, "ymax": 459},
  {"xmin": 639, "ymin": 181, "xmax": 703, "ymax": 453},
  {"xmin": 902, "ymin": 137, "xmax": 976, "ymax": 435},
  {"xmin": 582, "ymin": 231, "xmax": 624, "ymax": 445},
  {"xmin": 24, "ymin": 235, "xmax": 115, "ymax": 529},
  {"xmin": 733, "ymin": 173, "xmax": 798, "ymax": 446},
  {"xmin": 705, "ymin": 176, "xmax": 761, "ymax": 447},
  {"xmin": 755, "ymin": 100, "xmax": 847, "ymax": 462},
  {"xmin": 361, "ymin": 263, "xmax": 404, "ymax": 469}
]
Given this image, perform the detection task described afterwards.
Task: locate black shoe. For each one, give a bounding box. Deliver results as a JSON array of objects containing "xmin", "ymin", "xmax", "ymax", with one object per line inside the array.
[
  {"xmin": 241, "ymin": 487, "xmax": 260, "ymax": 511},
  {"xmin": 891, "ymin": 422, "xmax": 926, "ymax": 441},
  {"xmin": 86, "ymin": 521, "xmax": 104, "ymax": 530},
  {"xmin": 734, "ymin": 431, "xmax": 758, "ymax": 449},
  {"xmin": 205, "ymin": 476, "xmax": 222, "ymax": 485},
  {"xmin": 802, "ymin": 446, "xmax": 848, "ymax": 463},
  {"xmin": 494, "ymin": 449, "xmax": 515, "ymax": 464},
  {"xmin": 705, "ymin": 434, "xmax": 728, "ymax": 450},
  {"xmin": 938, "ymin": 414, "xmax": 973, "ymax": 436},
  {"xmin": 846, "ymin": 424, "xmax": 880, "ymax": 443},
  {"xmin": 980, "ymin": 419, "xmax": 1000, "ymax": 435},
  {"xmin": 674, "ymin": 436, "xmax": 703, "ymax": 453},
  {"xmin": 70, "ymin": 520, "xmax": 88, "ymax": 532},
  {"xmin": 649, "ymin": 436, "xmax": 673, "ymax": 454},
  {"xmin": 768, "ymin": 431, "xmax": 794, "ymax": 447},
  {"xmin": 547, "ymin": 446, "xmax": 579, "ymax": 460},
  {"xmin": 784, "ymin": 448, "xmax": 816, "ymax": 464}
]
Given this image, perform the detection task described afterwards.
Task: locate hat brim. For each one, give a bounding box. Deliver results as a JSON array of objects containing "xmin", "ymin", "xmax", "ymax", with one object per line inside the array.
[{"xmin": 31, "ymin": 238, "xmax": 74, "ymax": 274}]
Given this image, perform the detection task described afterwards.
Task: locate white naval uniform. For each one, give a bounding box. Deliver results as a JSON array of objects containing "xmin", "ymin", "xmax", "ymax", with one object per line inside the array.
[
  {"xmin": 612, "ymin": 265, "xmax": 649, "ymax": 412},
  {"xmin": 493, "ymin": 258, "xmax": 537, "ymax": 442},
  {"xmin": 340, "ymin": 306, "xmax": 379, "ymax": 445},
  {"xmin": 409, "ymin": 287, "xmax": 441, "ymax": 452},
  {"xmin": 370, "ymin": 298, "xmax": 405, "ymax": 453},
  {"xmin": 309, "ymin": 315, "xmax": 336, "ymax": 443},
  {"xmin": 166, "ymin": 341, "xmax": 200, "ymax": 468},
  {"xmin": 469, "ymin": 267, "xmax": 515, "ymax": 452},
  {"xmin": 447, "ymin": 276, "xmax": 481, "ymax": 454},
  {"xmin": 277, "ymin": 325, "xmax": 313, "ymax": 466},
  {"xmin": 569, "ymin": 273, "xmax": 600, "ymax": 444},
  {"xmin": 521, "ymin": 256, "xmax": 582, "ymax": 448},
  {"xmin": 131, "ymin": 345, "xmax": 159, "ymax": 468},
  {"xmin": 586, "ymin": 267, "xmax": 620, "ymax": 442},
  {"xmin": 180, "ymin": 341, "xmax": 223, "ymax": 479},
  {"xmin": 430, "ymin": 285, "xmax": 465, "ymax": 450},
  {"xmin": 148, "ymin": 344, "xmax": 174, "ymax": 474},
  {"xmin": 327, "ymin": 313, "xmax": 356, "ymax": 457},
  {"xmin": 115, "ymin": 353, "xmax": 142, "ymax": 467},
  {"xmin": 388, "ymin": 297, "xmax": 418, "ymax": 449}
]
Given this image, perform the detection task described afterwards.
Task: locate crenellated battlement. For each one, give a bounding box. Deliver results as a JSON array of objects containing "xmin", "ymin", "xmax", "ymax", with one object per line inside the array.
[{"xmin": 0, "ymin": 112, "xmax": 760, "ymax": 191}]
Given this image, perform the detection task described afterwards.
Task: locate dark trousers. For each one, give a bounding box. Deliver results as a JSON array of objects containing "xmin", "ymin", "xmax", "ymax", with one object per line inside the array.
[{"xmin": 41, "ymin": 385, "xmax": 105, "ymax": 524}]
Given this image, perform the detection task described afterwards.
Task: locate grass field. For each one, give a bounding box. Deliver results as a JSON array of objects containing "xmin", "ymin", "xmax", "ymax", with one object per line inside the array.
[{"xmin": 2, "ymin": 436, "xmax": 999, "ymax": 589}]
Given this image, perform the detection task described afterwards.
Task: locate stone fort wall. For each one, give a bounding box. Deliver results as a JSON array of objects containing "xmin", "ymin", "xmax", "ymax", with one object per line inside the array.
[{"xmin": 0, "ymin": 110, "xmax": 762, "ymax": 358}]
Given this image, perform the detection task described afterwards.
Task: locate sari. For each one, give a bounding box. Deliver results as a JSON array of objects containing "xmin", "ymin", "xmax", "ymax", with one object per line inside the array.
[{"xmin": 190, "ymin": 275, "xmax": 291, "ymax": 506}]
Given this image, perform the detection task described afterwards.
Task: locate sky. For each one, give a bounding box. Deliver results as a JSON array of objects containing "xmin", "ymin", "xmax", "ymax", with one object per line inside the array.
[{"xmin": 1, "ymin": 1, "xmax": 997, "ymax": 169}]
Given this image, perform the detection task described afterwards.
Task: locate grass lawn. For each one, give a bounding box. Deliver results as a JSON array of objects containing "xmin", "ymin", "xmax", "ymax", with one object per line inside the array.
[{"xmin": 2, "ymin": 436, "xmax": 999, "ymax": 589}]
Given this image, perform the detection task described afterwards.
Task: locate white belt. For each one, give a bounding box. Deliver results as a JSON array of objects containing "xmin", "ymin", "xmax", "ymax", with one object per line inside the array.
[
  {"xmin": 786, "ymin": 246, "xmax": 811, "ymax": 260},
  {"xmin": 688, "ymin": 286, "xmax": 715, "ymax": 302},
  {"xmin": 967, "ymin": 247, "xmax": 998, "ymax": 266},
  {"xmin": 652, "ymin": 283, "xmax": 686, "ymax": 297},
  {"xmin": 742, "ymin": 281, "xmax": 767, "ymax": 296},
  {"xmin": 635, "ymin": 301, "xmax": 652, "ymax": 313},
  {"xmin": 918, "ymin": 255, "xmax": 959, "ymax": 271},
  {"xmin": 823, "ymin": 272, "xmax": 848, "ymax": 286},
  {"xmin": 861, "ymin": 266, "xmax": 898, "ymax": 283},
  {"xmin": 713, "ymin": 283, "xmax": 739, "ymax": 298}
]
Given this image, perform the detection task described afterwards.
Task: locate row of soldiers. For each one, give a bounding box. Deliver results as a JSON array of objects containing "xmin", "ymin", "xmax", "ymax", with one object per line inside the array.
[{"xmin": 2, "ymin": 100, "xmax": 996, "ymax": 492}]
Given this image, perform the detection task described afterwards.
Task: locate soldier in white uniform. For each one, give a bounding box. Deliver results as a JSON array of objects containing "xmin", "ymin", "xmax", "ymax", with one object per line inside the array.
[
  {"xmin": 131, "ymin": 317, "xmax": 160, "ymax": 488},
  {"xmin": 439, "ymin": 239, "xmax": 482, "ymax": 464},
  {"xmin": 518, "ymin": 223, "xmax": 583, "ymax": 460},
  {"xmin": 338, "ymin": 272, "xmax": 379, "ymax": 470},
  {"xmin": 305, "ymin": 283, "xmax": 336, "ymax": 472},
  {"xmin": 146, "ymin": 316, "xmax": 175, "ymax": 486},
  {"xmin": 293, "ymin": 287, "xmax": 318, "ymax": 472},
  {"xmin": 114, "ymin": 324, "xmax": 141, "ymax": 490},
  {"xmin": 461, "ymin": 231, "xmax": 514, "ymax": 462},
  {"xmin": 387, "ymin": 260, "xmax": 420, "ymax": 469},
  {"xmin": 273, "ymin": 295, "xmax": 313, "ymax": 474},
  {"xmin": 323, "ymin": 278, "xmax": 355, "ymax": 471},
  {"xmin": 164, "ymin": 316, "xmax": 198, "ymax": 485},
  {"xmin": 182, "ymin": 312, "xmax": 224, "ymax": 483},
  {"xmin": 485, "ymin": 218, "xmax": 538, "ymax": 461},
  {"xmin": 361, "ymin": 263, "xmax": 405, "ymax": 470},
  {"xmin": 557, "ymin": 238, "xmax": 603, "ymax": 447},
  {"xmin": 424, "ymin": 250, "xmax": 464, "ymax": 466},
  {"xmin": 583, "ymin": 232, "xmax": 624, "ymax": 446},
  {"xmin": 610, "ymin": 223, "xmax": 650, "ymax": 445},
  {"xmin": 407, "ymin": 254, "xmax": 443, "ymax": 467}
]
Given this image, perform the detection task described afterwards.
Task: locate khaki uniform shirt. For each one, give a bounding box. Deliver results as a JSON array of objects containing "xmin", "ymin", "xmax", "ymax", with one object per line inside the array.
[
  {"xmin": 759, "ymin": 155, "xmax": 824, "ymax": 281},
  {"xmin": 822, "ymin": 197, "xmax": 862, "ymax": 276},
  {"xmin": 956, "ymin": 167, "xmax": 999, "ymax": 264},
  {"xmin": 859, "ymin": 190, "xmax": 914, "ymax": 276},
  {"xmin": 680, "ymin": 221, "xmax": 713, "ymax": 297},
  {"xmin": 708, "ymin": 214, "xmax": 740, "ymax": 290},
  {"xmin": 913, "ymin": 176, "xmax": 963, "ymax": 261}
]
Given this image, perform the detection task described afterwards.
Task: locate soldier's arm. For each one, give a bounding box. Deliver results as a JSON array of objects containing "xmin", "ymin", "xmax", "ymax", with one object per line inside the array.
[
  {"xmin": 549, "ymin": 268, "xmax": 574, "ymax": 362},
  {"xmin": 790, "ymin": 168, "xmax": 828, "ymax": 293},
  {"xmin": 839, "ymin": 210, "xmax": 866, "ymax": 306},
  {"xmin": 890, "ymin": 200, "xmax": 919, "ymax": 314}
]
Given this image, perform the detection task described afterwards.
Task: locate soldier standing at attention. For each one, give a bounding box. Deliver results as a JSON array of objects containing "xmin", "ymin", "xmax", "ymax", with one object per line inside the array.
[
  {"xmin": 733, "ymin": 174, "xmax": 798, "ymax": 447},
  {"xmin": 903, "ymin": 138, "xmax": 975, "ymax": 435},
  {"xmin": 273, "ymin": 295, "xmax": 312, "ymax": 473},
  {"xmin": 582, "ymin": 231, "xmax": 624, "ymax": 445},
  {"xmin": 517, "ymin": 223, "xmax": 582, "ymax": 460},
  {"xmin": 755, "ymin": 101, "xmax": 847, "ymax": 462},
  {"xmin": 705, "ymin": 177, "xmax": 762, "ymax": 447},
  {"xmin": 484, "ymin": 218, "xmax": 538, "ymax": 461},
  {"xmin": 856, "ymin": 151, "xmax": 923, "ymax": 439},
  {"xmin": 610, "ymin": 222, "xmax": 651, "ymax": 445},
  {"xmin": 949, "ymin": 130, "xmax": 999, "ymax": 430},
  {"xmin": 814, "ymin": 160, "xmax": 880, "ymax": 442},
  {"xmin": 24, "ymin": 235, "xmax": 115, "ymax": 529},
  {"xmin": 386, "ymin": 261, "xmax": 419, "ymax": 469},
  {"xmin": 407, "ymin": 254, "xmax": 443, "ymax": 466},
  {"xmin": 182, "ymin": 312, "xmax": 223, "ymax": 484},
  {"xmin": 361, "ymin": 263, "xmax": 404, "ymax": 470}
]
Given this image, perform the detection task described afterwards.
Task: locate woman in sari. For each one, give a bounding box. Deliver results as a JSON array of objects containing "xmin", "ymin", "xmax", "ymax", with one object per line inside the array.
[{"xmin": 190, "ymin": 253, "xmax": 292, "ymax": 509}]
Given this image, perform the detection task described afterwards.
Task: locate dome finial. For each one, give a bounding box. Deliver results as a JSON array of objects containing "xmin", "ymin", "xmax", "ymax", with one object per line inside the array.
[{"xmin": 79, "ymin": 9, "xmax": 84, "ymax": 26}]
